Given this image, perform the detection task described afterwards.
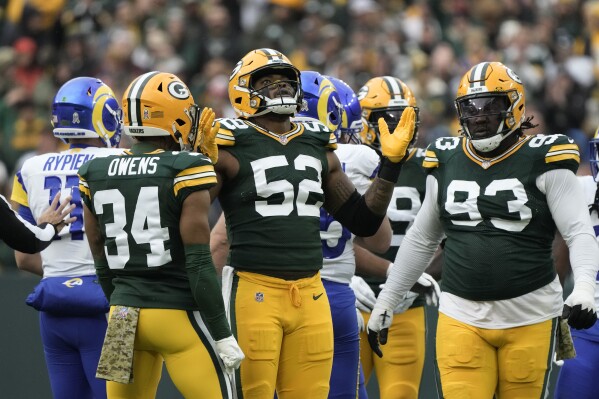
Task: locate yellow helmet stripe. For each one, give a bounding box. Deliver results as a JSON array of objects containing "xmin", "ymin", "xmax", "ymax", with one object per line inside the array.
[{"xmin": 127, "ymin": 71, "xmax": 159, "ymax": 127}]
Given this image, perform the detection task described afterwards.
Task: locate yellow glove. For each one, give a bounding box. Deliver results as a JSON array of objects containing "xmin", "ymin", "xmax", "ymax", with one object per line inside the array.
[
  {"xmin": 378, "ymin": 107, "xmax": 416, "ymax": 163},
  {"xmin": 197, "ymin": 107, "xmax": 220, "ymax": 164}
]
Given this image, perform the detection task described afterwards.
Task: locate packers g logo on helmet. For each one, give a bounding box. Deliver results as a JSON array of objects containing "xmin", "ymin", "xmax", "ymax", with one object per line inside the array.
[
  {"xmin": 123, "ymin": 71, "xmax": 200, "ymax": 151},
  {"xmin": 228, "ymin": 48, "xmax": 303, "ymax": 118},
  {"xmin": 358, "ymin": 76, "xmax": 419, "ymax": 150},
  {"xmin": 455, "ymin": 62, "xmax": 525, "ymax": 153},
  {"xmin": 52, "ymin": 77, "xmax": 123, "ymax": 148}
]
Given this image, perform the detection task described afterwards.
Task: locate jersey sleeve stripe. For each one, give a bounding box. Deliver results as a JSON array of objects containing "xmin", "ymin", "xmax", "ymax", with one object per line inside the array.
[
  {"xmin": 545, "ymin": 152, "xmax": 580, "ymax": 164},
  {"xmin": 174, "ymin": 166, "xmax": 217, "ymax": 196},
  {"xmin": 216, "ymin": 129, "xmax": 235, "ymax": 146},
  {"xmin": 175, "ymin": 165, "xmax": 215, "ymax": 180},
  {"xmin": 548, "ymin": 143, "xmax": 578, "ymax": 153},
  {"xmin": 173, "ymin": 175, "xmax": 217, "ymax": 196},
  {"xmin": 423, "ymin": 150, "xmax": 439, "ymax": 168},
  {"xmin": 78, "ymin": 178, "xmax": 91, "ymax": 200}
]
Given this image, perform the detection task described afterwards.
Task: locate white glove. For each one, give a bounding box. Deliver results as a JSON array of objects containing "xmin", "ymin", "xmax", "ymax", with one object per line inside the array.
[
  {"xmin": 356, "ymin": 308, "xmax": 365, "ymax": 333},
  {"xmin": 379, "ymin": 283, "xmax": 418, "ymax": 314},
  {"xmin": 415, "ymin": 272, "xmax": 441, "ymax": 306},
  {"xmin": 366, "ymin": 304, "xmax": 394, "ymax": 358},
  {"xmin": 215, "ymin": 336, "xmax": 245, "ymax": 373},
  {"xmin": 563, "ymin": 281, "xmax": 597, "ymax": 330},
  {"xmin": 350, "ymin": 276, "xmax": 376, "ymax": 313}
]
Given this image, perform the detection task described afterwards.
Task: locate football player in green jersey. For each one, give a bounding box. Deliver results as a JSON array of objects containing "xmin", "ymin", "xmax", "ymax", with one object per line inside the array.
[
  {"xmin": 351, "ymin": 76, "xmax": 441, "ymax": 399},
  {"xmin": 79, "ymin": 72, "xmax": 244, "ymax": 399},
  {"xmin": 211, "ymin": 48, "xmax": 416, "ymax": 399},
  {"xmin": 368, "ymin": 61, "xmax": 599, "ymax": 399}
]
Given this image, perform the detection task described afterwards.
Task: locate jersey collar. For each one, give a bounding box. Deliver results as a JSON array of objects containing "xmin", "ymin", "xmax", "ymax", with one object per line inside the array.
[{"xmin": 463, "ymin": 135, "xmax": 532, "ymax": 169}]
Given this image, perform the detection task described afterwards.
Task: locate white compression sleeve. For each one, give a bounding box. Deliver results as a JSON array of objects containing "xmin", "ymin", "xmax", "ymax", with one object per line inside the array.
[
  {"xmin": 377, "ymin": 175, "xmax": 446, "ymax": 309},
  {"xmin": 538, "ymin": 169, "xmax": 599, "ymax": 286}
]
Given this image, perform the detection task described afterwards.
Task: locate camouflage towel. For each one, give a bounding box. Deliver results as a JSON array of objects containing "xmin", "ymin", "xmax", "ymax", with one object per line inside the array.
[
  {"xmin": 556, "ymin": 317, "xmax": 576, "ymax": 361},
  {"xmin": 96, "ymin": 306, "xmax": 140, "ymax": 383}
]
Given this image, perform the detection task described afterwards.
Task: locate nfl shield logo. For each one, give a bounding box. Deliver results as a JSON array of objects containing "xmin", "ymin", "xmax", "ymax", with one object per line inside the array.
[{"xmin": 255, "ymin": 292, "xmax": 264, "ymax": 302}]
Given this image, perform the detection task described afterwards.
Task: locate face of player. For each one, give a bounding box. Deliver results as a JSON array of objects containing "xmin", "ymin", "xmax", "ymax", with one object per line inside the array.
[
  {"xmin": 253, "ymin": 73, "xmax": 297, "ymax": 99},
  {"xmin": 458, "ymin": 95, "xmax": 508, "ymax": 140}
]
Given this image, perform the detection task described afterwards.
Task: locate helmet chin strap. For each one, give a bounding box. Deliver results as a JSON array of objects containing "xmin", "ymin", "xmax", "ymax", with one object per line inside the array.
[{"xmin": 471, "ymin": 128, "xmax": 517, "ymax": 153}]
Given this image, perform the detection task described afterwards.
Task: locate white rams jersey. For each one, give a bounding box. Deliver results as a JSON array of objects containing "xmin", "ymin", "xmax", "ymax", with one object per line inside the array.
[
  {"xmin": 320, "ymin": 143, "xmax": 380, "ymax": 283},
  {"xmin": 578, "ymin": 175, "xmax": 599, "ymax": 307},
  {"xmin": 12, "ymin": 146, "xmax": 124, "ymax": 277}
]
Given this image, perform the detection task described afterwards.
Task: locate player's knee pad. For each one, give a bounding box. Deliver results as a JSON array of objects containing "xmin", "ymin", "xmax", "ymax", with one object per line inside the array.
[
  {"xmin": 385, "ymin": 319, "xmax": 422, "ymax": 366},
  {"xmin": 504, "ymin": 346, "xmax": 541, "ymax": 383},
  {"xmin": 442, "ymin": 332, "xmax": 483, "ymax": 368},
  {"xmin": 246, "ymin": 324, "xmax": 279, "ymax": 361},
  {"xmin": 381, "ymin": 382, "xmax": 418, "ymax": 399},
  {"xmin": 302, "ymin": 328, "xmax": 333, "ymax": 362}
]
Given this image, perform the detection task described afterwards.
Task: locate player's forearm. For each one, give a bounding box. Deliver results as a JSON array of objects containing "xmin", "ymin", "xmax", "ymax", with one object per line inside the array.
[
  {"xmin": 185, "ymin": 244, "xmax": 232, "ymax": 341},
  {"xmin": 354, "ymin": 216, "xmax": 391, "ymax": 254},
  {"xmin": 354, "ymin": 244, "xmax": 391, "ymax": 279},
  {"xmin": 15, "ymin": 251, "xmax": 43, "ymax": 276},
  {"xmin": 0, "ymin": 196, "xmax": 55, "ymax": 253}
]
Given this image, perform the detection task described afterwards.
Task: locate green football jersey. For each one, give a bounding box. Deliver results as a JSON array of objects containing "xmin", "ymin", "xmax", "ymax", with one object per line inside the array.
[
  {"xmin": 358, "ymin": 148, "xmax": 428, "ymax": 297},
  {"xmin": 423, "ymin": 134, "xmax": 579, "ymax": 301},
  {"xmin": 79, "ymin": 142, "xmax": 217, "ymax": 309},
  {"xmin": 215, "ymin": 117, "xmax": 336, "ymax": 272}
]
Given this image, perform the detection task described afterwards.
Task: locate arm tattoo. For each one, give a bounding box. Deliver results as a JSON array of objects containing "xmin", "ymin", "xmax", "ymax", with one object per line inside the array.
[{"xmin": 363, "ymin": 177, "xmax": 395, "ymax": 215}]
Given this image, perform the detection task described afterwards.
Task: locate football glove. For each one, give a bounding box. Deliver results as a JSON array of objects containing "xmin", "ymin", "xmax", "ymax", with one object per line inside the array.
[
  {"xmin": 378, "ymin": 106, "xmax": 416, "ymax": 163},
  {"xmin": 562, "ymin": 281, "xmax": 597, "ymax": 330},
  {"xmin": 350, "ymin": 276, "xmax": 376, "ymax": 313},
  {"xmin": 197, "ymin": 107, "xmax": 219, "ymax": 164},
  {"xmin": 356, "ymin": 308, "xmax": 366, "ymax": 333},
  {"xmin": 380, "ymin": 283, "xmax": 418, "ymax": 314},
  {"xmin": 414, "ymin": 272, "xmax": 441, "ymax": 307},
  {"xmin": 367, "ymin": 304, "xmax": 394, "ymax": 358},
  {"xmin": 215, "ymin": 335, "xmax": 245, "ymax": 373}
]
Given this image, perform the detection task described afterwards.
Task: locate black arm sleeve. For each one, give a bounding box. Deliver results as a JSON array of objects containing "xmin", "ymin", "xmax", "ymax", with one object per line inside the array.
[
  {"xmin": 0, "ymin": 195, "xmax": 55, "ymax": 254},
  {"xmin": 185, "ymin": 243, "xmax": 232, "ymax": 341},
  {"xmin": 332, "ymin": 190, "xmax": 386, "ymax": 237}
]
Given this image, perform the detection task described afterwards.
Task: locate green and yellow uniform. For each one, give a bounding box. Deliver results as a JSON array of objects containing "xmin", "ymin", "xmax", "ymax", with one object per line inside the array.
[
  {"xmin": 216, "ymin": 118, "xmax": 336, "ymax": 399},
  {"xmin": 79, "ymin": 143, "xmax": 232, "ymax": 398},
  {"xmin": 423, "ymin": 134, "xmax": 578, "ymax": 398},
  {"xmin": 358, "ymin": 148, "xmax": 428, "ymax": 399}
]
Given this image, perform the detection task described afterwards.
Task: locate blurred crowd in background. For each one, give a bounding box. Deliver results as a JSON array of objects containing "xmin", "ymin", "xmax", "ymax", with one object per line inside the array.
[{"xmin": 0, "ymin": 0, "xmax": 598, "ymax": 268}]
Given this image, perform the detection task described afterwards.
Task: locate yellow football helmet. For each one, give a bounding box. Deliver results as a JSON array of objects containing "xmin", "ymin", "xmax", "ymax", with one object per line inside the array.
[
  {"xmin": 455, "ymin": 62, "xmax": 525, "ymax": 152},
  {"xmin": 357, "ymin": 76, "xmax": 419, "ymax": 150},
  {"xmin": 122, "ymin": 71, "xmax": 200, "ymax": 150},
  {"xmin": 228, "ymin": 48, "xmax": 303, "ymax": 118}
]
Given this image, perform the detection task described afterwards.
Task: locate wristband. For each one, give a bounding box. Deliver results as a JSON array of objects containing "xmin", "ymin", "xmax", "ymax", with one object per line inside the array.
[{"xmin": 377, "ymin": 157, "xmax": 403, "ymax": 183}]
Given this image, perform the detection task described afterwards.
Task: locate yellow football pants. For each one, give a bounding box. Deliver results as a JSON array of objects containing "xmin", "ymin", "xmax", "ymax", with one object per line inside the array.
[
  {"xmin": 228, "ymin": 271, "xmax": 334, "ymax": 399},
  {"xmin": 436, "ymin": 313, "xmax": 556, "ymax": 399},
  {"xmin": 360, "ymin": 306, "xmax": 426, "ymax": 399},
  {"xmin": 106, "ymin": 308, "xmax": 232, "ymax": 399}
]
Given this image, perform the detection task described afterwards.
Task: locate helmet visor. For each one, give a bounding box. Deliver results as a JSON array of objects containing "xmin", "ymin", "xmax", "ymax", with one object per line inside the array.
[
  {"xmin": 457, "ymin": 95, "xmax": 508, "ymax": 140},
  {"xmin": 369, "ymin": 108, "xmax": 404, "ymax": 133}
]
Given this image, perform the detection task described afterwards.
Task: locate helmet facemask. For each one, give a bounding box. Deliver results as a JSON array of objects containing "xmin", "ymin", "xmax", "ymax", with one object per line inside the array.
[
  {"xmin": 176, "ymin": 103, "xmax": 201, "ymax": 151},
  {"xmin": 249, "ymin": 67, "xmax": 302, "ymax": 116},
  {"xmin": 456, "ymin": 94, "xmax": 517, "ymax": 153}
]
